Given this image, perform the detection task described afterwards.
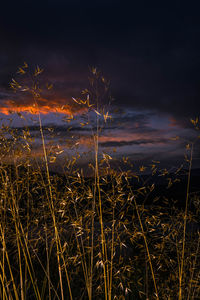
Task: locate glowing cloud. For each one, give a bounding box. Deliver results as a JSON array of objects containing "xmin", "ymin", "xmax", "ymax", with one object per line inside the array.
[{"xmin": 0, "ymin": 98, "xmax": 87, "ymax": 116}]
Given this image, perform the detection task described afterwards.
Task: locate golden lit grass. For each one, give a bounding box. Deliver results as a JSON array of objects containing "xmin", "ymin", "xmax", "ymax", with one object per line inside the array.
[{"xmin": 0, "ymin": 65, "xmax": 200, "ymax": 299}]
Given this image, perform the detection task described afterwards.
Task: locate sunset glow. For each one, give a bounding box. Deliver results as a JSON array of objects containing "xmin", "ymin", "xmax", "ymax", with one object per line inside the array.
[{"xmin": 0, "ymin": 99, "xmax": 87, "ymax": 115}]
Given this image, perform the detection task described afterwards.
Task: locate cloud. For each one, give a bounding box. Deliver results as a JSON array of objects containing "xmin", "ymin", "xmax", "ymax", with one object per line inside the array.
[
  {"xmin": 0, "ymin": 0, "xmax": 200, "ymax": 125},
  {"xmin": 99, "ymin": 138, "xmax": 168, "ymax": 148}
]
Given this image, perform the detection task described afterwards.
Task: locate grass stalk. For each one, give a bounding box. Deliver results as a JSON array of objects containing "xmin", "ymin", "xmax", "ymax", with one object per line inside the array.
[
  {"xmin": 179, "ymin": 143, "xmax": 193, "ymax": 300},
  {"xmin": 130, "ymin": 194, "xmax": 159, "ymax": 299},
  {"xmin": 94, "ymin": 115, "xmax": 109, "ymax": 300},
  {"xmin": 37, "ymin": 107, "xmax": 73, "ymax": 300}
]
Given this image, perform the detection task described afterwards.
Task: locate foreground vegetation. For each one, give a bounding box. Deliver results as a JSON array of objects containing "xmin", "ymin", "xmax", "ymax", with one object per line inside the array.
[{"xmin": 0, "ymin": 65, "xmax": 200, "ymax": 299}]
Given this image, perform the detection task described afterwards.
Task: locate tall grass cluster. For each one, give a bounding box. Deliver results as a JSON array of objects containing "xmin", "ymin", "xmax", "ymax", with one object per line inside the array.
[{"xmin": 0, "ymin": 65, "xmax": 200, "ymax": 299}]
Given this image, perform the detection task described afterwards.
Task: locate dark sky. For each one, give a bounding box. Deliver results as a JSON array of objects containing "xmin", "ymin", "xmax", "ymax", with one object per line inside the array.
[{"xmin": 0, "ymin": 0, "xmax": 200, "ymax": 169}]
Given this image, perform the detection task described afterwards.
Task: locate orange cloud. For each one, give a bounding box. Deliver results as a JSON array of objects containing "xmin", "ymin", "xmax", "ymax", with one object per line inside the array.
[
  {"xmin": 72, "ymin": 131, "xmax": 166, "ymax": 149},
  {"xmin": 98, "ymin": 132, "xmax": 150, "ymax": 143},
  {"xmin": 0, "ymin": 98, "xmax": 87, "ymax": 115},
  {"xmin": 169, "ymin": 117, "xmax": 180, "ymax": 127}
]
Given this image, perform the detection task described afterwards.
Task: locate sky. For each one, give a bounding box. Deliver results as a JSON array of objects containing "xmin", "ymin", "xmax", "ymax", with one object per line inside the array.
[{"xmin": 0, "ymin": 0, "xmax": 200, "ymax": 171}]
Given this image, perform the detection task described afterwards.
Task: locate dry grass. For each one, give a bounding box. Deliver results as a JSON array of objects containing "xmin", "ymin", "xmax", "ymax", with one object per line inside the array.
[{"xmin": 0, "ymin": 65, "xmax": 200, "ymax": 299}]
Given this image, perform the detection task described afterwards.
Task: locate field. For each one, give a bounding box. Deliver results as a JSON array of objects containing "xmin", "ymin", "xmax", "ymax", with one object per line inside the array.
[{"xmin": 0, "ymin": 67, "xmax": 200, "ymax": 299}]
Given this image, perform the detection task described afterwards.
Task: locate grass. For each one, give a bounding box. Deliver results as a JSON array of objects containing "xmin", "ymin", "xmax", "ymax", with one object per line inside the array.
[{"xmin": 0, "ymin": 64, "xmax": 200, "ymax": 299}]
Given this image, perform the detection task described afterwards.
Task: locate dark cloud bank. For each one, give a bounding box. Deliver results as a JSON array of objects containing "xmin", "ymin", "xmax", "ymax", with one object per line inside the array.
[
  {"xmin": 0, "ymin": 0, "xmax": 200, "ymax": 118},
  {"xmin": 0, "ymin": 0, "xmax": 200, "ymax": 169}
]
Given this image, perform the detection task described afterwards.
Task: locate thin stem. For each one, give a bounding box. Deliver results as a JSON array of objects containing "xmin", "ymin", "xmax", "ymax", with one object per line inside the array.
[
  {"xmin": 132, "ymin": 195, "xmax": 159, "ymax": 300},
  {"xmin": 179, "ymin": 143, "xmax": 193, "ymax": 300},
  {"xmin": 37, "ymin": 106, "xmax": 73, "ymax": 300}
]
